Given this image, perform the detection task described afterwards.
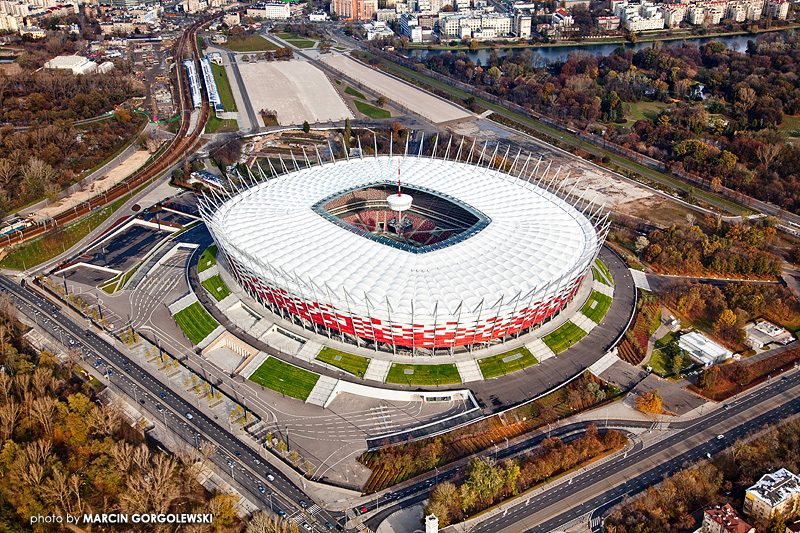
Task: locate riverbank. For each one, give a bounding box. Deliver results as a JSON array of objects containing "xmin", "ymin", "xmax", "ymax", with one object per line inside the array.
[{"xmin": 406, "ymin": 22, "xmax": 800, "ymax": 52}]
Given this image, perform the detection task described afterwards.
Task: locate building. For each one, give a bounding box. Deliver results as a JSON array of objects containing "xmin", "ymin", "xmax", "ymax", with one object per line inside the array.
[
  {"xmin": 223, "ymin": 11, "xmax": 240, "ymax": 25},
  {"xmin": 96, "ymin": 61, "xmax": 115, "ymax": 73},
  {"xmin": 18, "ymin": 25, "xmax": 44, "ymax": 38},
  {"xmin": 44, "ymin": 55, "xmax": 97, "ymax": 74},
  {"xmin": 332, "ymin": 0, "xmax": 377, "ymax": 20},
  {"xmin": 702, "ymin": 504, "xmax": 755, "ymax": 533},
  {"xmin": 513, "ymin": 12, "xmax": 530, "ymax": 38},
  {"xmin": 399, "ymin": 13, "xmax": 421, "ymax": 40},
  {"xmin": 207, "ymin": 51, "xmax": 223, "ymax": 65},
  {"xmin": 199, "ymin": 57, "xmax": 222, "ymax": 113},
  {"xmin": 263, "ymin": 2, "xmax": 291, "ymax": 19},
  {"xmin": 597, "ymin": 15, "xmax": 620, "ymax": 30},
  {"xmin": 678, "ymin": 331, "xmax": 732, "ymax": 366},
  {"xmin": 363, "ymin": 19, "xmax": 395, "ymax": 39},
  {"xmin": 199, "ymin": 155, "xmax": 608, "ymax": 353},
  {"xmin": 191, "ymin": 170, "xmax": 225, "ymax": 190},
  {"xmin": 745, "ymin": 320, "xmax": 795, "ymax": 349},
  {"xmin": 767, "ymin": 0, "xmax": 789, "ymax": 19},
  {"xmin": 744, "ymin": 469, "xmax": 800, "ymax": 520},
  {"xmin": 309, "ymin": 9, "xmax": 328, "ymax": 20},
  {"xmin": 0, "ymin": 12, "xmax": 20, "ymax": 31}
]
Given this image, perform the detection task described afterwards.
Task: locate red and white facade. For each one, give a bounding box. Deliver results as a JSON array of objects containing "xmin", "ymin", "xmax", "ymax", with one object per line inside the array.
[{"xmin": 200, "ymin": 154, "xmax": 608, "ymax": 352}]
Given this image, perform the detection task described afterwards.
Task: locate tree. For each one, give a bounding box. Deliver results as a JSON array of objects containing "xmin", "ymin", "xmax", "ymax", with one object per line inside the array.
[
  {"xmin": 635, "ymin": 390, "xmax": 662, "ymax": 414},
  {"xmin": 768, "ymin": 513, "xmax": 786, "ymax": 533},
  {"xmin": 302, "ymin": 120, "xmax": 310, "ymax": 133},
  {"xmin": 377, "ymin": 95, "xmax": 386, "ymax": 107},
  {"xmin": 343, "ymin": 117, "xmax": 351, "ymax": 148}
]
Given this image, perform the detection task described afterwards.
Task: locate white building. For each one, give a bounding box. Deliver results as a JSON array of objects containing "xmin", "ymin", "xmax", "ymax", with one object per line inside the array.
[
  {"xmin": 597, "ymin": 15, "xmax": 620, "ymax": 30},
  {"xmin": 767, "ymin": 0, "xmax": 788, "ymax": 19},
  {"xmin": 96, "ymin": 61, "xmax": 115, "ymax": 73},
  {"xmin": 44, "ymin": 55, "xmax": 97, "ymax": 75},
  {"xmin": 664, "ymin": 4, "xmax": 687, "ymax": 26},
  {"xmin": 376, "ymin": 8, "xmax": 396, "ymax": 20},
  {"xmin": 0, "ymin": 12, "xmax": 19, "ymax": 31},
  {"xmin": 513, "ymin": 12, "xmax": 530, "ymax": 38},
  {"xmin": 262, "ymin": 2, "xmax": 290, "ymax": 19},
  {"xmin": 678, "ymin": 331, "xmax": 732, "ymax": 366},
  {"xmin": 363, "ymin": 20, "xmax": 395, "ymax": 39},
  {"xmin": 309, "ymin": 10, "xmax": 329, "ymax": 20},
  {"xmin": 744, "ymin": 469, "xmax": 800, "ymax": 520},
  {"xmin": 223, "ymin": 11, "xmax": 240, "ymax": 26}
]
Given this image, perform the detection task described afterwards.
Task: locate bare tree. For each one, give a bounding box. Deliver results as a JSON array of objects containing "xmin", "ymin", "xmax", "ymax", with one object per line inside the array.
[{"xmin": 0, "ymin": 400, "xmax": 18, "ymax": 441}]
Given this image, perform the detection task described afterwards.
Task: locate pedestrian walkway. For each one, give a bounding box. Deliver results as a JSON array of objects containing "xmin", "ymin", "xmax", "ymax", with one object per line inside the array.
[
  {"xmin": 296, "ymin": 341, "xmax": 323, "ymax": 363},
  {"xmin": 363, "ymin": 358, "xmax": 391, "ymax": 382},
  {"xmin": 594, "ymin": 279, "xmax": 614, "ymax": 297},
  {"xmin": 572, "ymin": 313, "xmax": 597, "ymax": 334},
  {"xmin": 168, "ymin": 292, "xmax": 198, "ymax": 314},
  {"xmin": 525, "ymin": 338, "xmax": 556, "ymax": 362},
  {"xmin": 306, "ymin": 375, "xmax": 339, "ymax": 407},
  {"xmin": 456, "ymin": 359, "xmax": 483, "ymax": 382},
  {"xmin": 629, "ymin": 269, "xmax": 651, "ymax": 291}
]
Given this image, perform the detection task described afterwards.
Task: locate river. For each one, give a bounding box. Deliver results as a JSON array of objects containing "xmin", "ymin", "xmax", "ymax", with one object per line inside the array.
[{"xmin": 405, "ymin": 30, "xmax": 795, "ymax": 63}]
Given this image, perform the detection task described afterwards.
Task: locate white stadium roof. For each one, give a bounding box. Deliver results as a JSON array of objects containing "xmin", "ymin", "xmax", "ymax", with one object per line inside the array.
[{"xmin": 207, "ymin": 156, "xmax": 600, "ymax": 321}]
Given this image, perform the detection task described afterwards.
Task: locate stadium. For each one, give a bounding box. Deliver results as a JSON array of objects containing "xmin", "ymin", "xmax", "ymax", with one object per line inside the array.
[{"xmin": 199, "ymin": 151, "xmax": 609, "ymax": 355}]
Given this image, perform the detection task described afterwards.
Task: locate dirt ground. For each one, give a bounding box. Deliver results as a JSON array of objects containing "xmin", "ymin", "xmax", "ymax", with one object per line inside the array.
[
  {"xmin": 34, "ymin": 149, "xmax": 152, "ymax": 220},
  {"xmin": 614, "ymin": 196, "xmax": 703, "ymax": 228}
]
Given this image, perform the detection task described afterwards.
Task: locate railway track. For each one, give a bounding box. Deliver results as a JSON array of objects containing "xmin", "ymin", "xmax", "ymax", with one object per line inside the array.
[{"xmin": 1, "ymin": 17, "xmax": 214, "ymax": 252}]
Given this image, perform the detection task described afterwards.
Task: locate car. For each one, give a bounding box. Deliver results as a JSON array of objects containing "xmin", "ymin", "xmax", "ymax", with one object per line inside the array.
[
  {"xmin": 717, "ymin": 434, "xmax": 725, "ymax": 439},
  {"xmin": 234, "ymin": 451, "xmax": 241, "ymax": 456},
  {"xmin": 139, "ymin": 399, "xmax": 145, "ymax": 405},
  {"xmin": 707, "ymin": 452, "xmax": 712, "ymax": 459},
  {"xmin": 156, "ymin": 404, "xmax": 163, "ymax": 412},
  {"xmin": 302, "ymin": 523, "xmax": 312, "ymax": 532},
  {"xmin": 253, "ymin": 458, "xmax": 260, "ymax": 464},
  {"xmin": 723, "ymin": 404, "xmax": 730, "ymax": 410},
  {"xmin": 185, "ymin": 413, "xmax": 193, "ymax": 420},
  {"xmin": 277, "ymin": 510, "xmax": 286, "ymax": 517},
  {"xmin": 160, "ymin": 393, "xmax": 166, "ymax": 399},
  {"xmin": 266, "ymin": 474, "xmax": 275, "ymax": 482},
  {"xmin": 299, "ymin": 500, "xmax": 308, "ymax": 508},
  {"xmin": 325, "ymin": 523, "xmax": 334, "ymax": 530},
  {"xmin": 106, "ymin": 369, "xmax": 113, "ymax": 376},
  {"xmin": 258, "ymin": 486, "xmax": 265, "ymax": 494},
  {"xmin": 96, "ymin": 360, "xmax": 103, "ymax": 366},
  {"xmin": 227, "ymin": 461, "xmax": 234, "ymax": 467},
  {"xmin": 360, "ymin": 507, "xmax": 367, "ymax": 513}
]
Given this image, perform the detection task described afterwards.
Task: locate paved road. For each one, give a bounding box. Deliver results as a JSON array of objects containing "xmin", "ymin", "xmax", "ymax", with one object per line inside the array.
[
  {"xmin": 225, "ymin": 51, "xmax": 260, "ymax": 133},
  {"xmin": 473, "ymin": 372, "xmax": 800, "ymax": 533},
  {"xmin": 0, "ymin": 275, "xmax": 345, "ymax": 532}
]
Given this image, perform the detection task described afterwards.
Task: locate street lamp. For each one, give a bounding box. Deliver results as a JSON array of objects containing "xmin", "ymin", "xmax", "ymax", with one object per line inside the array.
[{"xmin": 434, "ymin": 466, "xmax": 439, "ymax": 485}]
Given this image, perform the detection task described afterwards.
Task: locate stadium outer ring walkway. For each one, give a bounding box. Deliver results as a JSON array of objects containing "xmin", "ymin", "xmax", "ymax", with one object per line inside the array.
[{"xmin": 186, "ymin": 231, "xmax": 637, "ymax": 412}]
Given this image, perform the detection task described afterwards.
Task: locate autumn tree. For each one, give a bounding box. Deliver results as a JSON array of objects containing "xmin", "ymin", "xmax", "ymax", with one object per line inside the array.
[{"xmin": 635, "ymin": 390, "xmax": 662, "ymax": 414}]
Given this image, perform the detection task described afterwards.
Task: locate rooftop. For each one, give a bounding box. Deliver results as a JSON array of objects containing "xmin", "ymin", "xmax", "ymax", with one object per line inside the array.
[
  {"xmin": 704, "ymin": 504, "xmax": 753, "ymax": 533},
  {"xmin": 747, "ymin": 468, "xmax": 800, "ymax": 507}
]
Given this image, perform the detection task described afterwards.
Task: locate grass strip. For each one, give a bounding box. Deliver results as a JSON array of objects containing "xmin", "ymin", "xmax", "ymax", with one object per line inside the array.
[
  {"xmin": 580, "ymin": 290, "xmax": 613, "ymax": 324},
  {"xmin": 345, "ymin": 86, "xmax": 366, "ymax": 100},
  {"xmin": 197, "ymin": 245, "xmax": 218, "ymax": 273},
  {"xmin": 173, "ymin": 302, "xmax": 219, "ymax": 345},
  {"xmin": 354, "ymin": 100, "xmax": 391, "ymax": 119},
  {"xmin": 249, "ymin": 357, "xmax": 320, "ymax": 400},
  {"xmin": 385, "ymin": 363, "xmax": 461, "ymax": 385},
  {"xmin": 543, "ymin": 321, "xmax": 587, "ymax": 354},
  {"xmin": 315, "ymin": 347, "xmax": 370, "ymax": 377},
  {"xmin": 201, "ymin": 274, "xmax": 231, "ymax": 302},
  {"xmin": 210, "ymin": 63, "xmax": 237, "ymax": 111},
  {"xmin": 478, "ymin": 346, "xmax": 538, "ymax": 379}
]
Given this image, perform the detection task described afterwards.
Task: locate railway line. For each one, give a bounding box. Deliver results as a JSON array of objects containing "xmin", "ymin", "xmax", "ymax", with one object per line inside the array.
[{"xmin": 1, "ymin": 17, "xmax": 214, "ymax": 252}]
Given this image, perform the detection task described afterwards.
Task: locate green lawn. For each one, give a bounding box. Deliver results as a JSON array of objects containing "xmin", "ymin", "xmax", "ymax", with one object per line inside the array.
[
  {"xmin": 581, "ymin": 290, "xmax": 613, "ymax": 324},
  {"xmin": 201, "ymin": 274, "xmax": 231, "ymax": 302},
  {"xmin": 628, "ymin": 100, "xmax": 669, "ymax": 122},
  {"xmin": 354, "ymin": 100, "xmax": 391, "ymax": 119},
  {"xmin": 385, "ymin": 363, "xmax": 461, "ymax": 386},
  {"xmin": 779, "ymin": 114, "xmax": 800, "ymax": 137},
  {"xmin": 197, "ymin": 245, "xmax": 218, "ymax": 273},
  {"xmin": 543, "ymin": 321, "xmax": 587, "ymax": 354},
  {"xmin": 224, "ymin": 34, "xmax": 280, "ymax": 52},
  {"xmin": 249, "ymin": 357, "xmax": 320, "ymax": 400},
  {"xmin": 315, "ymin": 347, "xmax": 370, "ymax": 377},
  {"xmin": 478, "ymin": 346, "xmax": 538, "ymax": 379},
  {"xmin": 205, "ymin": 116, "xmax": 238, "ymax": 133},
  {"xmin": 593, "ymin": 267, "xmax": 611, "ymax": 286},
  {"xmin": 595, "ymin": 259, "xmax": 612, "ymax": 284},
  {"xmin": 286, "ymin": 39, "xmax": 316, "ymax": 48},
  {"xmin": 345, "ymin": 86, "xmax": 366, "ymax": 100},
  {"xmin": 173, "ymin": 302, "xmax": 219, "ymax": 345},
  {"xmin": 210, "ymin": 63, "xmax": 237, "ymax": 111},
  {"xmin": 1, "ymin": 192, "xmax": 135, "ymax": 270}
]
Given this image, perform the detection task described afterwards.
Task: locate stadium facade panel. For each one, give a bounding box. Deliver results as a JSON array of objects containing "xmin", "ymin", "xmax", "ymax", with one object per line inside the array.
[{"xmin": 200, "ymin": 155, "xmax": 608, "ymax": 351}]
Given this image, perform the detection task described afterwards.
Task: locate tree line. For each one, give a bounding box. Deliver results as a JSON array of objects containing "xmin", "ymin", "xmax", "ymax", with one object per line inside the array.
[
  {"xmin": 424, "ymin": 426, "xmax": 626, "ymax": 527},
  {"xmin": 380, "ymin": 32, "xmax": 800, "ymax": 214}
]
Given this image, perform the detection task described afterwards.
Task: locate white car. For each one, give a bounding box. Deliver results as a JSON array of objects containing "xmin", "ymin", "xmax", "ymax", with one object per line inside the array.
[
  {"xmin": 186, "ymin": 413, "xmax": 193, "ymax": 420},
  {"xmin": 267, "ymin": 474, "xmax": 275, "ymax": 482},
  {"xmin": 716, "ymin": 434, "xmax": 725, "ymax": 440}
]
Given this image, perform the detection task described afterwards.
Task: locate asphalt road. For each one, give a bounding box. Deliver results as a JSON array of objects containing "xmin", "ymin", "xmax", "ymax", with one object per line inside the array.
[
  {"xmin": 475, "ymin": 371, "xmax": 800, "ymax": 533},
  {"xmin": 226, "ymin": 51, "xmax": 260, "ymax": 133},
  {"xmin": 0, "ymin": 275, "xmax": 344, "ymax": 532}
]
